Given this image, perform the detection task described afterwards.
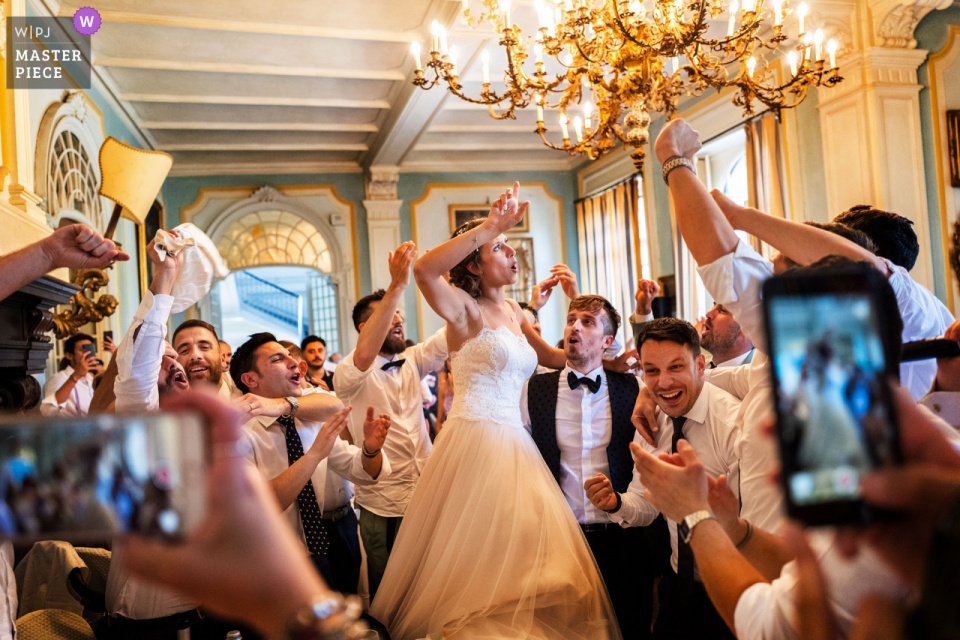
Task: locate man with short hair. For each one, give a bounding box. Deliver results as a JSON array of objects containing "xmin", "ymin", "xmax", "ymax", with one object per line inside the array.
[
  {"xmin": 172, "ymin": 320, "xmax": 238, "ymax": 399},
  {"xmin": 301, "ymin": 335, "xmax": 335, "ymax": 391},
  {"xmin": 334, "ymin": 242, "xmax": 448, "ymax": 600},
  {"xmin": 521, "ymin": 294, "xmax": 654, "ymax": 638},
  {"xmin": 587, "ymin": 317, "xmax": 740, "ymax": 639},
  {"xmin": 219, "ymin": 340, "xmax": 239, "ymax": 396},
  {"xmin": 700, "ymin": 303, "xmax": 754, "ymax": 368},
  {"xmin": 233, "ymin": 332, "xmax": 391, "ymax": 594},
  {"xmin": 41, "ymin": 333, "xmax": 98, "ymax": 417}
]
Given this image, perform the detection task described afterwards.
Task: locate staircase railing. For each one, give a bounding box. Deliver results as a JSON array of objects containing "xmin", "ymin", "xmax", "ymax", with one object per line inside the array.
[{"xmin": 234, "ymin": 271, "xmax": 307, "ymax": 336}]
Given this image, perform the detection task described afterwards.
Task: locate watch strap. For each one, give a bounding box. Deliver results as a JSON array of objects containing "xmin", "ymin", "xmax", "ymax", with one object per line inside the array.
[
  {"xmin": 680, "ymin": 510, "xmax": 715, "ymax": 543},
  {"xmin": 662, "ymin": 155, "xmax": 695, "ymax": 185}
]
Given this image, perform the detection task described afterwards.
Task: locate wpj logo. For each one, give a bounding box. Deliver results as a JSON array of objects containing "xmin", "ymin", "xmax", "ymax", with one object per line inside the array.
[{"xmin": 6, "ymin": 16, "xmax": 92, "ymax": 89}]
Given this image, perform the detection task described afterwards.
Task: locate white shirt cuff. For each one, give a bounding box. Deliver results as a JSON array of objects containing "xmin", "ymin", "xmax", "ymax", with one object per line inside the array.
[
  {"xmin": 630, "ymin": 311, "xmax": 655, "ymax": 324},
  {"xmin": 140, "ymin": 292, "xmax": 174, "ymax": 325}
]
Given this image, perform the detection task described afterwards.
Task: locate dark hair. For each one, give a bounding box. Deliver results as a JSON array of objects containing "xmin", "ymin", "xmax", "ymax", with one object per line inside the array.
[
  {"xmin": 231, "ymin": 332, "xmax": 278, "ymax": 394},
  {"xmin": 517, "ymin": 301, "xmax": 539, "ymax": 321},
  {"xmin": 352, "ymin": 290, "xmax": 387, "ymax": 331},
  {"xmin": 803, "ymin": 221, "xmax": 877, "ymax": 254},
  {"xmin": 278, "ymin": 341, "xmax": 302, "ymax": 360},
  {"xmin": 568, "ymin": 295, "xmax": 621, "ymax": 337},
  {"xmin": 405, "ymin": 339, "xmax": 416, "ymax": 348},
  {"xmin": 637, "ymin": 318, "xmax": 701, "ymax": 356},
  {"xmin": 778, "ymin": 255, "xmax": 903, "ymax": 377},
  {"xmin": 833, "ymin": 205, "xmax": 919, "ymax": 271},
  {"xmin": 449, "ymin": 218, "xmax": 487, "ymax": 299},
  {"xmin": 63, "ymin": 333, "xmax": 95, "ymax": 356},
  {"xmin": 172, "ymin": 319, "xmax": 220, "ymax": 346},
  {"xmin": 300, "ymin": 335, "xmax": 326, "ymax": 352}
]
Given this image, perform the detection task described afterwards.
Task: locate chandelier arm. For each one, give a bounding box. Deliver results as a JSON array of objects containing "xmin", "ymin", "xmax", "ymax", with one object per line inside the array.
[{"xmin": 610, "ymin": 0, "xmax": 648, "ymax": 49}]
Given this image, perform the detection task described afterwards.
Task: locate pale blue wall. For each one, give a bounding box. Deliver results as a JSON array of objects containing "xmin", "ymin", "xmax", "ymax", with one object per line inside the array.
[{"xmin": 916, "ymin": 5, "xmax": 960, "ymax": 302}]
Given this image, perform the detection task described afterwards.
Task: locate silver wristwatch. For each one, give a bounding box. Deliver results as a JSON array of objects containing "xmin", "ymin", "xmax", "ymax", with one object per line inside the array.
[
  {"xmin": 678, "ymin": 510, "xmax": 715, "ymax": 544},
  {"xmin": 284, "ymin": 396, "xmax": 300, "ymax": 417}
]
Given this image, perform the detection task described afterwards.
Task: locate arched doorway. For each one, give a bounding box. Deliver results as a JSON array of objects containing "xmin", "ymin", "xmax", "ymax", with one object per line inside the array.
[{"xmin": 204, "ymin": 188, "xmax": 351, "ymax": 355}]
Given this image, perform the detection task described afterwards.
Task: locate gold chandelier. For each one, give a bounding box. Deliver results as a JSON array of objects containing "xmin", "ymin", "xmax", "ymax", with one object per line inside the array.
[{"xmin": 411, "ymin": 0, "xmax": 842, "ymax": 169}]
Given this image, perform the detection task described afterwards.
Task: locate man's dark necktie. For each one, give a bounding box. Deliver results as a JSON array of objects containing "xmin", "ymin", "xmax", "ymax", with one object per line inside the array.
[
  {"xmin": 381, "ymin": 359, "xmax": 406, "ymax": 372},
  {"xmin": 278, "ymin": 414, "xmax": 330, "ymax": 556},
  {"xmin": 567, "ymin": 371, "xmax": 601, "ymax": 394},
  {"xmin": 672, "ymin": 415, "xmax": 695, "ymax": 602}
]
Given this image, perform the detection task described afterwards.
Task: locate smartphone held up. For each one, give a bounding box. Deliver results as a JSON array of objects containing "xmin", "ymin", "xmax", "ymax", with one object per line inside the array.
[
  {"xmin": 0, "ymin": 412, "xmax": 206, "ymax": 544},
  {"xmin": 763, "ymin": 266, "xmax": 902, "ymax": 525}
]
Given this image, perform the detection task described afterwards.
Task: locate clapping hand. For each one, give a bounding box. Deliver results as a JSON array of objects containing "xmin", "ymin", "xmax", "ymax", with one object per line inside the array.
[
  {"xmin": 309, "ymin": 406, "xmax": 353, "ymax": 461},
  {"xmin": 584, "ymin": 473, "xmax": 619, "ymax": 511},
  {"xmin": 362, "ymin": 406, "xmax": 391, "ymax": 453},
  {"xmin": 635, "ymin": 279, "xmax": 661, "ymax": 316},
  {"xmin": 631, "ymin": 385, "xmax": 661, "ymax": 445},
  {"xmin": 630, "ymin": 439, "xmax": 711, "ymax": 524},
  {"xmin": 486, "ymin": 182, "xmax": 530, "ymax": 234},
  {"xmin": 40, "ymin": 224, "xmax": 130, "ymax": 270}
]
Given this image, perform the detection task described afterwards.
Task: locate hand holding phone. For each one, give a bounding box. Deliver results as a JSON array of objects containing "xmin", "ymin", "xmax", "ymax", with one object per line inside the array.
[{"xmin": 763, "ymin": 267, "xmax": 902, "ymax": 525}]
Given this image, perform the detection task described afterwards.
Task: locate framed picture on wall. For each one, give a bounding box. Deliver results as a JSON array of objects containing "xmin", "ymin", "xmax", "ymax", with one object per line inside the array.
[
  {"xmin": 448, "ymin": 203, "xmax": 530, "ymax": 234},
  {"xmin": 504, "ymin": 237, "xmax": 536, "ymax": 302},
  {"xmin": 949, "ymin": 110, "xmax": 960, "ymax": 188}
]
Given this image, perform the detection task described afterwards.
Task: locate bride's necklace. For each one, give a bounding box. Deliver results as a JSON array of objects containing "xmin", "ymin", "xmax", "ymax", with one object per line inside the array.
[{"xmin": 477, "ymin": 298, "xmax": 517, "ymax": 325}]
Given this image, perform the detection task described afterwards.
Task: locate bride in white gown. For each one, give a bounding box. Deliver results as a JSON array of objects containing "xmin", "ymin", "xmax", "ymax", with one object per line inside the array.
[{"xmin": 370, "ymin": 183, "xmax": 621, "ymax": 640}]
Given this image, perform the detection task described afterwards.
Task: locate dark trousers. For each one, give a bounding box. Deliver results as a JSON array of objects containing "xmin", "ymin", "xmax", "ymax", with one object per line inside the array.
[
  {"xmin": 309, "ymin": 507, "xmax": 362, "ymax": 594},
  {"xmin": 653, "ymin": 570, "xmax": 736, "ymax": 640},
  {"xmin": 584, "ymin": 525, "xmax": 654, "ymax": 639}
]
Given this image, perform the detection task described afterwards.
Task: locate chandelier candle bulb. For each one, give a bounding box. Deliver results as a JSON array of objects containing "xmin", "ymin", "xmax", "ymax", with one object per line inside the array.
[
  {"xmin": 742, "ymin": 0, "xmax": 756, "ymax": 14},
  {"xmin": 803, "ymin": 32, "xmax": 812, "ymax": 60},
  {"xmin": 560, "ymin": 113, "xmax": 570, "ymax": 141},
  {"xmin": 537, "ymin": 95, "xmax": 544, "ymax": 122},
  {"xmin": 787, "ymin": 50, "xmax": 798, "ymax": 75},
  {"xmin": 584, "ymin": 101, "xmax": 593, "ymax": 130},
  {"xmin": 771, "ymin": 0, "xmax": 782, "ymax": 24},
  {"xmin": 462, "ymin": 0, "xmax": 469, "ymax": 13},
  {"xmin": 727, "ymin": 1, "xmax": 738, "ymax": 37},
  {"xmin": 411, "ymin": 41, "xmax": 422, "ymax": 71},
  {"xmin": 574, "ymin": 115, "xmax": 584, "ymax": 142},
  {"xmin": 450, "ymin": 46, "xmax": 459, "ymax": 75},
  {"xmin": 481, "ymin": 50, "xmax": 490, "ymax": 83},
  {"xmin": 797, "ymin": 2, "xmax": 807, "ymax": 34},
  {"xmin": 814, "ymin": 28, "xmax": 824, "ymax": 61},
  {"xmin": 536, "ymin": 43, "xmax": 544, "ymax": 64},
  {"xmin": 430, "ymin": 20, "xmax": 440, "ymax": 53},
  {"xmin": 746, "ymin": 55, "xmax": 756, "ymax": 77},
  {"xmin": 827, "ymin": 38, "xmax": 837, "ymax": 67},
  {"xmin": 501, "ymin": 0, "xmax": 511, "ymax": 28}
]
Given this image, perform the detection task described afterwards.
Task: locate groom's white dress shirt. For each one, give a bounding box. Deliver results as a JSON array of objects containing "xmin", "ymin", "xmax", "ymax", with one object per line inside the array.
[{"xmin": 520, "ymin": 365, "xmax": 612, "ymax": 525}]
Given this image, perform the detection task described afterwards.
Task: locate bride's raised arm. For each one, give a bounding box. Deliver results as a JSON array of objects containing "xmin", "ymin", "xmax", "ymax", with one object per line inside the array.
[{"xmin": 413, "ymin": 182, "xmax": 529, "ymax": 330}]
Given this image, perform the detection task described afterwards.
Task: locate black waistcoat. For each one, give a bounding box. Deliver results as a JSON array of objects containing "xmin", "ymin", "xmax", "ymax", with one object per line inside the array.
[{"xmin": 528, "ymin": 369, "xmax": 639, "ymax": 493}]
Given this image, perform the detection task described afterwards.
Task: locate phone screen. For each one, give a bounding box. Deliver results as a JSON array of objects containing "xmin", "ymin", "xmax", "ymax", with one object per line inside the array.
[
  {"xmin": 767, "ymin": 289, "xmax": 899, "ymax": 521},
  {"xmin": 81, "ymin": 342, "xmax": 97, "ymax": 358},
  {"xmin": 0, "ymin": 413, "xmax": 205, "ymax": 544}
]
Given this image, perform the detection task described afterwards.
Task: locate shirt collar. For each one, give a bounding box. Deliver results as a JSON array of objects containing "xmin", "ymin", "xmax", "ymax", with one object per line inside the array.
[
  {"xmin": 375, "ymin": 354, "xmax": 400, "ymax": 368},
  {"xmin": 683, "ymin": 382, "xmax": 711, "ymax": 425},
  {"xmin": 562, "ymin": 364, "xmax": 605, "ymax": 385},
  {"xmin": 719, "ymin": 349, "xmax": 753, "ymax": 368},
  {"xmin": 64, "ymin": 366, "xmax": 92, "ymax": 383}
]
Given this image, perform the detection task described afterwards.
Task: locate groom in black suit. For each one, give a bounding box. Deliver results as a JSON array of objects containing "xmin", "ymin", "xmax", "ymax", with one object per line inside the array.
[{"xmin": 521, "ymin": 295, "xmax": 654, "ymax": 638}]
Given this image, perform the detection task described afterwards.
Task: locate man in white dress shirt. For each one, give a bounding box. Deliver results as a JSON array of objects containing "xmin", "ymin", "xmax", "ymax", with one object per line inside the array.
[
  {"xmin": 234, "ymin": 332, "xmax": 391, "ymax": 595},
  {"xmin": 587, "ymin": 317, "xmax": 741, "ymax": 639},
  {"xmin": 521, "ymin": 294, "xmax": 654, "ymax": 638},
  {"xmin": 334, "ymin": 242, "xmax": 447, "ymax": 600},
  {"xmin": 172, "ymin": 319, "xmax": 238, "ymax": 400},
  {"xmin": 40, "ymin": 333, "xmax": 97, "ymax": 417}
]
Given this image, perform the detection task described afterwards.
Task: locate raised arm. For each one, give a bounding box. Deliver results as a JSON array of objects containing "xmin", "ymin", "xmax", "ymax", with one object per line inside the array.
[
  {"xmin": 413, "ymin": 182, "xmax": 529, "ymax": 327},
  {"xmin": 513, "ymin": 299, "xmax": 567, "ymax": 369},
  {"xmin": 712, "ymin": 190, "xmax": 890, "ymax": 274},
  {"xmin": 355, "ymin": 242, "xmax": 416, "ymax": 372},
  {"xmin": 654, "ymin": 120, "xmax": 740, "ymax": 266},
  {"xmin": 0, "ymin": 224, "xmax": 129, "ymax": 302}
]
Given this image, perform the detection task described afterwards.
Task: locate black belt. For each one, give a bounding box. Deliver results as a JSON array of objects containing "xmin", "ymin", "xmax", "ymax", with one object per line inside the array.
[
  {"xmin": 108, "ymin": 608, "xmax": 203, "ymax": 633},
  {"xmin": 321, "ymin": 503, "xmax": 352, "ymax": 522},
  {"xmin": 581, "ymin": 522, "xmax": 617, "ymax": 533}
]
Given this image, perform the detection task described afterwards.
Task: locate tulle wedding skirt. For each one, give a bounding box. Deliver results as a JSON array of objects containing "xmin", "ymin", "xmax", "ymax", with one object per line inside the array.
[{"xmin": 369, "ymin": 414, "xmax": 622, "ymax": 640}]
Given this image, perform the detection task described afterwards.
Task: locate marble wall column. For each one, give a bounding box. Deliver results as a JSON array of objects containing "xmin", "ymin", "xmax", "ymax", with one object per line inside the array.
[{"xmin": 363, "ymin": 165, "xmax": 404, "ymax": 305}]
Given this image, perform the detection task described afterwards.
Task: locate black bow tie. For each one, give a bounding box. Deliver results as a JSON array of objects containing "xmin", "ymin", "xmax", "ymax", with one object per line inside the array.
[
  {"xmin": 381, "ymin": 359, "xmax": 406, "ymax": 372},
  {"xmin": 567, "ymin": 371, "xmax": 601, "ymax": 394}
]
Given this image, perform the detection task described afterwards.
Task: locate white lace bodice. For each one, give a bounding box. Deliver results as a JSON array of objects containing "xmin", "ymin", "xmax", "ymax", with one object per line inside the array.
[{"xmin": 447, "ymin": 326, "xmax": 538, "ymax": 425}]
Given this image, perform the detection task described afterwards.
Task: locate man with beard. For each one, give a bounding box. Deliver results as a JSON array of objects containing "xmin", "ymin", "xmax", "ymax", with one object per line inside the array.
[
  {"xmin": 586, "ymin": 318, "xmax": 741, "ymax": 639},
  {"xmin": 522, "ymin": 295, "xmax": 655, "ymax": 638},
  {"xmin": 301, "ymin": 335, "xmax": 335, "ymax": 391},
  {"xmin": 172, "ymin": 320, "xmax": 238, "ymax": 399},
  {"xmin": 333, "ymin": 242, "xmax": 448, "ymax": 600},
  {"xmin": 700, "ymin": 303, "xmax": 754, "ymax": 368}
]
